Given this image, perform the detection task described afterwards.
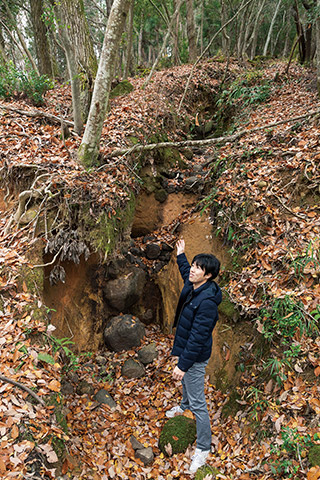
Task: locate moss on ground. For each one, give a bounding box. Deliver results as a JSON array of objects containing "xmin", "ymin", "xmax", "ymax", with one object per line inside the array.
[
  {"xmin": 195, "ymin": 464, "xmax": 220, "ymax": 479},
  {"xmin": 109, "ymin": 80, "xmax": 134, "ymax": 98},
  {"xmin": 308, "ymin": 444, "xmax": 320, "ymax": 467},
  {"xmin": 159, "ymin": 416, "xmax": 196, "ymax": 455}
]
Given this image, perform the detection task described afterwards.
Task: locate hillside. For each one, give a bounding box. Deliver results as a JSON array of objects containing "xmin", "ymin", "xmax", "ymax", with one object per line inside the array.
[{"xmin": 0, "ymin": 59, "xmax": 320, "ymax": 479}]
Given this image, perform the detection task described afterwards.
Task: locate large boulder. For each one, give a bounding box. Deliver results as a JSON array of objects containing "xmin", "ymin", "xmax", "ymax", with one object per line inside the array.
[
  {"xmin": 104, "ymin": 314, "xmax": 145, "ymax": 352},
  {"xmin": 104, "ymin": 268, "xmax": 146, "ymax": 312}
]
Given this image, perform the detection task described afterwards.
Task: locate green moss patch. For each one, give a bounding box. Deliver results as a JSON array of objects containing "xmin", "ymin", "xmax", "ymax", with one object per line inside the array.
[
  {"xmin": 308, "ymin": 444, "xmax": 320, "ymax": 467},
  {"xmin": 159, "ymin": 415, "xmax": 196, "ymax": 455},
  {"xmin": 110, "ymin": 80, "xmax": 134, "ymax": 99},
  {"xmin": 82, "ymin": 193, "xmax": 135, "ymax": 256},
  {"xmin": 195, "ymin": 464, "xmax": 220, "ymax": 479}
]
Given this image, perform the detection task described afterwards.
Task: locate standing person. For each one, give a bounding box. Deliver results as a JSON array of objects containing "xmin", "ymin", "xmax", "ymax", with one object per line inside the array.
[{"xmin": 166, "ymin": 238, "xmax": 222, "ymax": 474}]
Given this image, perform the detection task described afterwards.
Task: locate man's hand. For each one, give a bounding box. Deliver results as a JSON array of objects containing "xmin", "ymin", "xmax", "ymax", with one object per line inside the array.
[
  {"xmin": 172, "ymin": 366, "xmax": 185, "ymax": 381},
  {"xmin": 176, "ymin": 238, "xmax": 185, "ymax": 256}
]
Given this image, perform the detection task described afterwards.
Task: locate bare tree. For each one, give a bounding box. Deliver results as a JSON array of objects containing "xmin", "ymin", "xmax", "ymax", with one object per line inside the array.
[
  {"xmin": 78, "ymin": 0, "xmax": 132, "ymax": 167},
  {"xmin": 186, "ymin": 0, "xmax": 198, "ymax": 61},
  {"xmin": 263, "ymin": 0, "xmax": 282, "ymax": 56},
  {"xmin": 29, "ymin": 0, "xmax": 56, "ymax": 77}
]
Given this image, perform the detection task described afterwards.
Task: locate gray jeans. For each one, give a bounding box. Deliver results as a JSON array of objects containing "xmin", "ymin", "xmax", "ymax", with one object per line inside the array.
[{"xmin": 180, "ymin": 360, "xmax": 211, "ymax": 451}]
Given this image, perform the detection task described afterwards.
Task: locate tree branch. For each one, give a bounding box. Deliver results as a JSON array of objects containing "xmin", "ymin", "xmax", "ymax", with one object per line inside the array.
[
  {"xmin": 108, "ymin": 109, "xmax": 320, "ymax": 159},
  {"xmin": 0, "ymin": 374, "xmax": 46, "ymax": 406},
  {"xmin": 0, "ymin": 104, "xmax": 74, "ymax": 128}
]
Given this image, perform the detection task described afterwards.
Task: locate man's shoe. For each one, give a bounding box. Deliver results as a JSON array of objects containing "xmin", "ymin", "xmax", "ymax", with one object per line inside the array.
[
  {"xmin": 191, "ymin": 447, "xmax": 203, "ymax": 460},
  {"xmin": 165, "ymin": 406, "xmax": 184, "ymax": 418},
  {"xmin": 189, "ymin": 449, "xmax": 210, "ymax": 473}
]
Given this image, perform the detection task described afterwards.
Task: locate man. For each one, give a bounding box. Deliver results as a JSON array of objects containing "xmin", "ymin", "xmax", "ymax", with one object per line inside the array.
[{"xmin": 166, "ymin": 238, "xmax": 222, "ymax": 474}]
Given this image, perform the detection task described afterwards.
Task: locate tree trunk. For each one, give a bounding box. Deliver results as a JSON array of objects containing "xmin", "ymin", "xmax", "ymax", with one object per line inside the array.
[
  {"xmin": 143, "ymin": 0, "xmax": 183, "ymax": 86},
  {"xmin": 248, "ymin": 0, "xmax": 266, "ymax": 58},
  {"xmin": 3, "ymin": 0, "xmax": 39, "ymax": 73},
  {"xmin": 220, "ymin": 0, "xmax": 230, "ymax": 56},
  {"xmin": 263, "ymin": 0, "xmax": 281, "ymax": 56},
  {"xmin": 78, "ymin": 0, "xmax": 131, "ymax": 167},
  {"xmin": 317, "ymin": 0, "xmax": 320, "ymax": 95},
  {"xmin": 54, "ymin": 4, "xmax": 83, "ymax": 134},
  {"xmin": 173, "ymin": 0, "xmax": 181, "ymax": 65},
  {"xmin": 239, "ymin": 0, "xmax": 256, "ymax": 59},
  {"xmin": 137, "ymin": 14, "xmax": 144, "ymax": 65},
  {"xmin": 0, "ymin": 26, "xmax": 7, "ymax": 64},
  {"xmin": 124, "ymin": 0, "xmax": 134, "ymax": 78},
  {"xmin": 186, "ymin": 0, "xmax": 197, "ymax": 62},
  {"xmin": 29, "ymin": 0, "xmax": 55, "ymax": 77},
  {"xmin": 58, "ymin": 0, "xmax": 98, "ymax": 118}
]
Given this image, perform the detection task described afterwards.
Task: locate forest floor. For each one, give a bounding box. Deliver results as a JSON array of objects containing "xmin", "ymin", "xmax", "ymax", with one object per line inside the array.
[{"xmin": 1, "ymin": 59, "xmax": 320, "ymax": 479}]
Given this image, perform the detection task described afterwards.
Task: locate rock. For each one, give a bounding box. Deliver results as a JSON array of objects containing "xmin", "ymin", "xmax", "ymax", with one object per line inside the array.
[
  {"xmin": 93, "ymin": 389, "xmax": 116, "ymax": 408},
  {"xmin": 145, "ymin": 243, "xmax": 161, "ymax": 260},
  {"xmin": 308, "ymin": 444, "xmax": 320, "ymax": 467},
  {"xmin": 130, "ymin": 247, "xmax": 142, "ymax": 257},
  {"xmin": 158, "ymin": 251, "xmax": 171, "ymax": 262},
  {"xmin": 154, "ymin": 188, "xmax": 168, "ymax": 203},
  {"xmin": 76, "ymin": 380, "xmax": 94, "ymax": 396},
  {"xmin": 130, "ymin": 435, "xmax": 144, "ymax": 451},
  {"xmin": 104, "ymin": 314, "xmax": 145, "ymax": 352},
  {"xmin": 95, "ymin": 355, "xmax": 107, "ymax": 365},
  {"xmin": 161, "ymin": 242, "xmax": 174, "ymax": 252},
  {"xmin": 135, "ymin": 447, "xmax": 154, "ymax": 466},
  {"xmin": 193, "ymin": 164, "xmax": 203, "ymax": 173},
  {"xmin": 141, "ymin": 308, "xmax": 153, "ymax": 324},
  {"xmin": 182, "ymin": 148, "xmax": 193, "ymax": 160},
  {"xmin": 66, "ymin": 371, "xmax": 79, "ymax": 383},
  {"xmin": 104, "ymin": 268, "xmax": 146, "ymax": 312},
  {"xmin": 159, "ymin": 416, "xmax": 196, "ymax": 455},
  {"xmin": 61, "ymin": 379, "xmax": 75, "ymax": 395},
  {"xmin": 109, "ymin": 79, "xmax": 134, "ymax": 98},
  {"xmin": 138, "ymin": 343, "xmax": 158, "ymax": 365},
  {"xmin": 121, "ymin": 358, "xmax": 145, "ymax": 378},
  {"xmin": 19, "ymin": 207, "xmax": 39, "ymax": 225},
  {"xmin": 185, "ymin": 176, "xmax": 201, "ymax": 187},
  {"xmin": 107, "ymin": 258, "xmax": 127, "ymax": 280},
  {"xmin": 257, "ymin": 180, "xmax": 268, "ymax": 188}
]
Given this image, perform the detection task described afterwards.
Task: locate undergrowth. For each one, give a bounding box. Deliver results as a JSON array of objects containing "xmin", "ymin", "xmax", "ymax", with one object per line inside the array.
[{"xmin": 0, "ymin": 61, "xmax": 53, "ymax": 105}]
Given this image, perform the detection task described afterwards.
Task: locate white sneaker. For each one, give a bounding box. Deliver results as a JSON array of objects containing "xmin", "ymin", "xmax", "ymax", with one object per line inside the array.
[
  {"xmin": 191, "ymin": 447, "xmax": 203, "ymax": 460},
  {"xmin": 189, "ymin": 449, "xmax": 210, "ymax": 473},
  {"xmin": 165, "ymin": 406, "xmax": 184, "ymax": 418}
]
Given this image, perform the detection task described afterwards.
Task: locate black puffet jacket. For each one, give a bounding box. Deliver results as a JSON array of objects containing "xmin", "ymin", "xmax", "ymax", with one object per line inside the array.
[{"xmin": 171, "ymin": 253, "xmax": 222, "ymax": 372}]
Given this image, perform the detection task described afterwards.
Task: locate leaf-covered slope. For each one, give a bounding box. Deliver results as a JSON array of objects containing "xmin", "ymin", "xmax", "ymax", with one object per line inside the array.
[{"xmin": 0, "ymin": 60, "xmax": 320, "ymax": 479}]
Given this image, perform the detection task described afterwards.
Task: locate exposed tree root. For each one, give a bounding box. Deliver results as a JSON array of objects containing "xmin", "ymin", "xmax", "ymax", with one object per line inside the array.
[{"xmin": 0, "ymin": 374, "xmax": 46, "ymax": 406}]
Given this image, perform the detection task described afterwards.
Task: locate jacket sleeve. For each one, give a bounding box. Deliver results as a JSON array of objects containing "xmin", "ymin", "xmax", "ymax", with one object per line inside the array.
[
  {"xmin": 177, "ymin": 253, "xmax": 191, "ymax": 283},
  {"xmin": 177, "ymin": 298, "xmax": 218, "ymax": 372}
]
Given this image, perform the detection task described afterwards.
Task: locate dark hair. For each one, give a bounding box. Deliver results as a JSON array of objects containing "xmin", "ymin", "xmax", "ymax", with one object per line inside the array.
[{"xmin": 191, "ymin": 253, "xmax": 220, "ymax": 280}]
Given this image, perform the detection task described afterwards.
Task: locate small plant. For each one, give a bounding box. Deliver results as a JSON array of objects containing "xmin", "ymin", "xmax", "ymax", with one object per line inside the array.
[
  {"xmin": 247, "ymin": 386, "xmax": 269, "ymax": 420},
  {"xmin": 268, "ymin": 427, "xmax": 312, "ymax": 477},
  {"xmin": 259, "ymin": 295, "xmax": 319, "ymax": 343},
  {"xmin": 263, "ymin": 356, "xmax": 291, "ymax": 386},
  {"xmin": 217, "ymin": 71, "xmax": 271, "ymax": 109},
  {"xmin": 0, "ymin": 61, "xmax": 53, "ymax": 105}
]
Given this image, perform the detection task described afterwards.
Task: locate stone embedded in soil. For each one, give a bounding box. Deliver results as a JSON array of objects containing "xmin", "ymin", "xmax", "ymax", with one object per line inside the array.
[
  {"xmin": 104, "ymin": 314, "xmax": 146, "ymax": 352},
  {"xmin": 145, "ymin": 243, "xmax": 161, "ymax": 259},
  {"xmin": 138, "ymin": 343, "xmax": 158, "ymax": 364},
  {"xmin": 76, "ymin": 380, "xmax": 95, "ymax": 396},
  {"xmin": 94, "ymin": 389, "xmax": 116, "ymax": 408},
  {"xmin": 121, "ymin": 358, "xmax": 145, "ymax": 378},
  {"xmin": 135, "ymin": 447, "xmax": 154, "ymax": 466},
  {"xmin": 130, "ymin": 435, "xmax": 144, "ymax": 451},
  {"xmin": 104, "ymin": 268, "xmax": 146, "ymax": 311}
]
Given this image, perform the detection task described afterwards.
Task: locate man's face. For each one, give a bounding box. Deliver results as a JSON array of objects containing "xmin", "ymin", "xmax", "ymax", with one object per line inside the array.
[{"xmin": 189, "ymin": 262, "xmax": 211, "ymax": 286}]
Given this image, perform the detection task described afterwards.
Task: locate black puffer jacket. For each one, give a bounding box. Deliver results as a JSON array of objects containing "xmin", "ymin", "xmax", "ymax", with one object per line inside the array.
[{"xmin": 171, "ymin": 253, "xmax": 222, "ymax": 372}]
